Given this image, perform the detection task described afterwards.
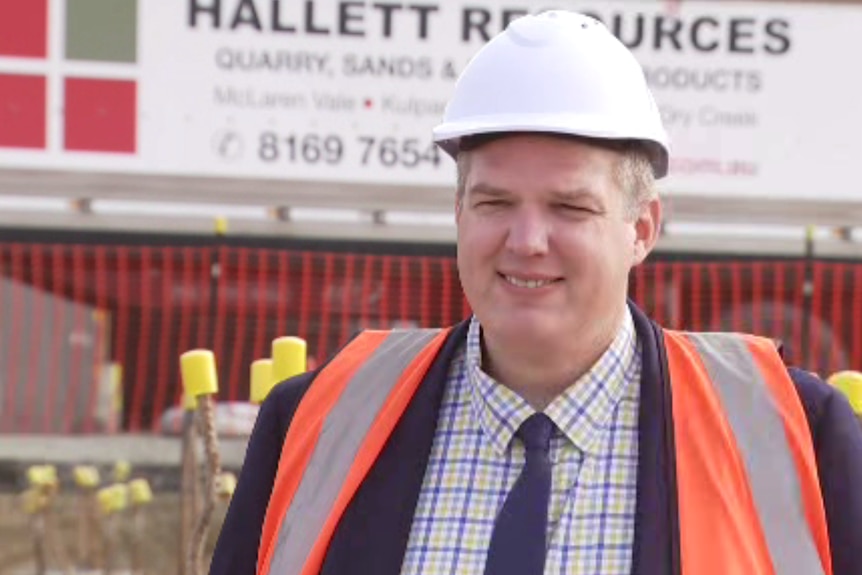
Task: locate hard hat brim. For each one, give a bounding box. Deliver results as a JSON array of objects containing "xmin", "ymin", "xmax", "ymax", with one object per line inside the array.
[{"xmin": 433, "ymin": 116, "xmax": 669, "ymax": 179}]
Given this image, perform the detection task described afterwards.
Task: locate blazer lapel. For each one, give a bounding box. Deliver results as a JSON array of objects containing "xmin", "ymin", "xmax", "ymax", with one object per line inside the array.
[
  {"xmin": 321, "ymin": 321, "xmax": 470, "ymax": 575},
  {"xmin": 629, "ymin": 303, "xmax": 681, "ymax": 575}
]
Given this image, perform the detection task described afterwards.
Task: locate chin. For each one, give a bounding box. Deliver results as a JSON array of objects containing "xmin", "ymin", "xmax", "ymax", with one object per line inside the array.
[{"xmin": 487, "ymin": 309, "xmax": 561, "ymax": 340}]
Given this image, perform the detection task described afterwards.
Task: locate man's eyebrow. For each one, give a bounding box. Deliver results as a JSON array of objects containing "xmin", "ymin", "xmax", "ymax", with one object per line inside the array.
[
  {"xmin": 467, "ymin": 184, "xmax": 602, "ymax": 203},
  {"xmin": 467, "ymin": 183, "xmax": 511, "ymax": 197},
  {"xmin": 548, "ymin": 188, "xmax": 597, "ymax": 202}
]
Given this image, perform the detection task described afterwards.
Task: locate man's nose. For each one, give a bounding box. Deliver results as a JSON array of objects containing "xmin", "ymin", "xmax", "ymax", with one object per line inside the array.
[{"xmin": 505, "ymin": 210, "xmax": 550, "ymax": 256}]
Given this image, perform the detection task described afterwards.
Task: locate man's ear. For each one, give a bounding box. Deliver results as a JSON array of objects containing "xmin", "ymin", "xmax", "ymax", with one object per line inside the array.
[{"xmin": 632, "ymin": 198, "xmax": 662, "ymax": 265}]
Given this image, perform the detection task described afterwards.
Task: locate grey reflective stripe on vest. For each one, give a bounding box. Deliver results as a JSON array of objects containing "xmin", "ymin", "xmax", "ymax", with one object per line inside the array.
[
  {"xmin": 268, "ymin": 329, "xmax": 443, "ymax": 575},
  {"xmin": 685, "ymin": 333, "xmax": 824, "ymax": 575}
]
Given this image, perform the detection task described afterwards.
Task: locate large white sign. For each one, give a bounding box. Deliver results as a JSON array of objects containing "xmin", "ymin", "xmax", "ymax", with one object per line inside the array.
[{"xmin": 1, "ymin": 0, "xmax": 861, "ymax": 203}]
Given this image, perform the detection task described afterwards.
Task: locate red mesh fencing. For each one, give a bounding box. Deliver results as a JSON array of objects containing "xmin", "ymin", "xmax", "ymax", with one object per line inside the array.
[{"xmin": 0, "ymin": 241, "xmax": 860, "ymax": 432}]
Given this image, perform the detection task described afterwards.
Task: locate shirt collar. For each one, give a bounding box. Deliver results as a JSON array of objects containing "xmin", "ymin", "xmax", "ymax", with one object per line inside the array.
[{"xmin": 466, "ymin": 309, "xmax": 640, "ymax": 457}]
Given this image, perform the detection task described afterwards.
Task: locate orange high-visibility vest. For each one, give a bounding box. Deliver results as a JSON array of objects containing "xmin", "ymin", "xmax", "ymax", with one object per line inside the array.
[
  {"xmin": 256, "ymin": 328, "xmax": 831, "ymax": 575},
  {"xmin": 664, "ymin": 331, "xmax": 831, "ymax": 575}
]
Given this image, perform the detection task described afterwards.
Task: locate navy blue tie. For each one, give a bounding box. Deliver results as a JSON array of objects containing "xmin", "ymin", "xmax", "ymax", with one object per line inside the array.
[{"xmin": 483, "ymin": 413, "xmax": 555, "ymax": 575}]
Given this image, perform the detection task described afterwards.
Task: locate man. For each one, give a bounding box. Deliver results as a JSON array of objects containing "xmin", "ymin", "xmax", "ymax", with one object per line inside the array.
[{"xmin": 211, "ymin": 11, "xmax": 862, "ymax": 575}]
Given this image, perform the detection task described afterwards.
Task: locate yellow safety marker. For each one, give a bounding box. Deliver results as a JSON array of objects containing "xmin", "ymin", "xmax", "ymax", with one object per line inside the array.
[
  {"xmin": 27, "ymin": 465, "xmax": 59, "ymax": 494},
  {"xmin": 828, "ymin": 370, "xmax": 862, "ymax": 414},
  {"xmin": 180, "ymin": 347, "xmax": 222, "ymax": 575},
  {"xmin": 129, "ymin": 479, "xmax": 154, "ymax": 506},
  {"xmin": 22, "ymin": 485, "xmax": 52, "ymax": 575},
  {"xmin": 97, "ymin": 484, "xmax": 129, "ymax": 573},
  {"xmin": 181, "ymin": 350, "xmax": 219, "ymax": 398},
  {"xmin": 272, "ymin": 336, "xmax": 307, "ymax": 384},
  {"xmin": 74, "ymin": 466, "xmax": 101, "ymax": 489},
  {"xmin": 215, "ymin": 472, "xmax": 237, "ymax": 501},
  {"xmin": 179, "ymin": 365, "xmax": 204, "ymax": 575},
  {"xmin": 97, "ymin": 484, "xmax": 129, "ymax": 516},
  {"xmin": 24, "ymin": 465, "xmax": 66, "ymax": 572},
  {"xmin": 113, "ymin": 460, "xmax": 132, "ymax": 483},
  {"xmin": 114, "ymin": 484, "xmax": 129, "ymax": 513},
  {"xmin": 73, "ymin": 466, "xmax": 101, "ymax": 569},
  {"xmin": 214, "ymin": 216, "xmax": 228, "ymax": 236},
  {"xmin": 127, "ymin": 478, "xmax": 154, "ymax": 574},
  {"xmin": 250, "ymin": 359, "xmax": 274, "ymax": 405}
]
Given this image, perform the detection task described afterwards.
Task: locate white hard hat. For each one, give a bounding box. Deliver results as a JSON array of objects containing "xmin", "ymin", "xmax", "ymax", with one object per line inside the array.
[{"xmin": 433, "ymin": 10, "xmax": 670, "ymax": 178}]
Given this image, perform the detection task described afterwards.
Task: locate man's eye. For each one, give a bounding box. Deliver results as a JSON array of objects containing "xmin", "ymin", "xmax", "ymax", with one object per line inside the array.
[
  {"xmin": 475, "ymin": 200, "xmax": 508, "ymax": 208},
  {"xmin": 556, "ymin": 204, "xmax": 591, "ymax": 212}
]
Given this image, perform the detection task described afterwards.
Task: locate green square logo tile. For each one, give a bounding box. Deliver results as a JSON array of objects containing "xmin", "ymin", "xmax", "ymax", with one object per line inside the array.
[{"xmin": 65, "ymin": 0, "xmax": 137, "ymax": 63}]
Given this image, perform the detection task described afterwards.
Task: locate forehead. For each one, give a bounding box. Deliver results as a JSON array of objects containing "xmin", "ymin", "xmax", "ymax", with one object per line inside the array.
[{"xmin": 464, "ymin": 134, "xmax": 619, "ymax": 193}]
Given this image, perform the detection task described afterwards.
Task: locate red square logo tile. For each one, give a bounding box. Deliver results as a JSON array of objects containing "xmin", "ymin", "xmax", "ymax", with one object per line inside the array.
[
  {"xmin": 0, "ymin": 74, "xmax": 46, "ymax": 149},
  {"xmin": 0, "ymin": 0, "xmax": 48, "ymax": 58},
  {"xmin": 64, "ymin": 77, "xmax": 136, "ymax": 153}
]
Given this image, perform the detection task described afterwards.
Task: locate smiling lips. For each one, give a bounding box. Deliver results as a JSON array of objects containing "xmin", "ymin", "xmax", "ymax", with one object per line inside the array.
[{"xmin": 499, "ymin": 273, "xmax": 563, "ymax": 289}]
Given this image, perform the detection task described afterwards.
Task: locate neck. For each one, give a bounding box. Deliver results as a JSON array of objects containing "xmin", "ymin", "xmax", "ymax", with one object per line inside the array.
[{"xmin": 480, "ymin": 307, "xmax": 626, "ymax": 411}]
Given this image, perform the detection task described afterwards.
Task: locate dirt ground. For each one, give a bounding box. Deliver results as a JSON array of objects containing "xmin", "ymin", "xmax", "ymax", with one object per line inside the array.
[{"xmin": 0, "ymin": 493, "xmax": 229, "ymax": 575}]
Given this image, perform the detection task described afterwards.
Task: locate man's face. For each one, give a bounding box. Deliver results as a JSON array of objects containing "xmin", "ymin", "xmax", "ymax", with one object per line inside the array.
[{"xmin": 456, "ymin": 134, "xmax": 659, "ymax": 350}]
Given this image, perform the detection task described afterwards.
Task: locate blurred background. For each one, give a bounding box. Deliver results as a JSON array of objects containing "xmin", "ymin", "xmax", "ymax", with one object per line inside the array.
[{"xmin": 1, "ymin": 0, "xmax": 860, "ymax": 573}]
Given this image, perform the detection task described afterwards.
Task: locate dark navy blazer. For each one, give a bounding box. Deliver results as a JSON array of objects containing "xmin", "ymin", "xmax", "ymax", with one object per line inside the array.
[{"xmin": 211, "ymin": 303, "xmax": 862, "ymax": 574}]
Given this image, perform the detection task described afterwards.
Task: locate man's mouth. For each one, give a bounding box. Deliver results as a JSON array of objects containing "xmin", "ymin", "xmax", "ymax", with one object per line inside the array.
[{"xmin": 500, "ymin": 274, "xmax": 561, "ymax": 289}]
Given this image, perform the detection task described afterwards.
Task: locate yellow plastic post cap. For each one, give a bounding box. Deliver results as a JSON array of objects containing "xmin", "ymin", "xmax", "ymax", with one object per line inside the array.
[
  {"xmin": 26, "ymin": 466, "xmax": 45, "ymax": 487},
  {"xmin": 180, "ymin": 349, "xmax": 219, "ymax": 397},
  {"xmin": 27, "ymin": 465, "xmax": 58, "ymax": 490},
  {"xmin": 215, "ymin": 472, "xmax": 237, "ymax": 500},
  {"xmin": 97, "ymin": 484, "xmax": 129, "ymax": 515},
  {"xmin": 113, "ymin": 460, "xmax": 132, "ymax": 483},
  {"xmin": 250, "ymin": 359, "xmax": 274, "ymax": 404},
  {"xmin": 73, "ymin": 466, "xmax": 101, "ymax": 488},
  {"xmin": 272, "ymin": 337, "xmax": 307, "ymax": 384},
  {"xmin": 214, "ymin": 215, "xmax": 228, "ymax": 236},
  {"xmin": 129, "ymin": 478, "xmax": 153, "ymax": 506},
  {"xmin": 828, "ymin": 370, "xmax": 862, "ymax": 414}
]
